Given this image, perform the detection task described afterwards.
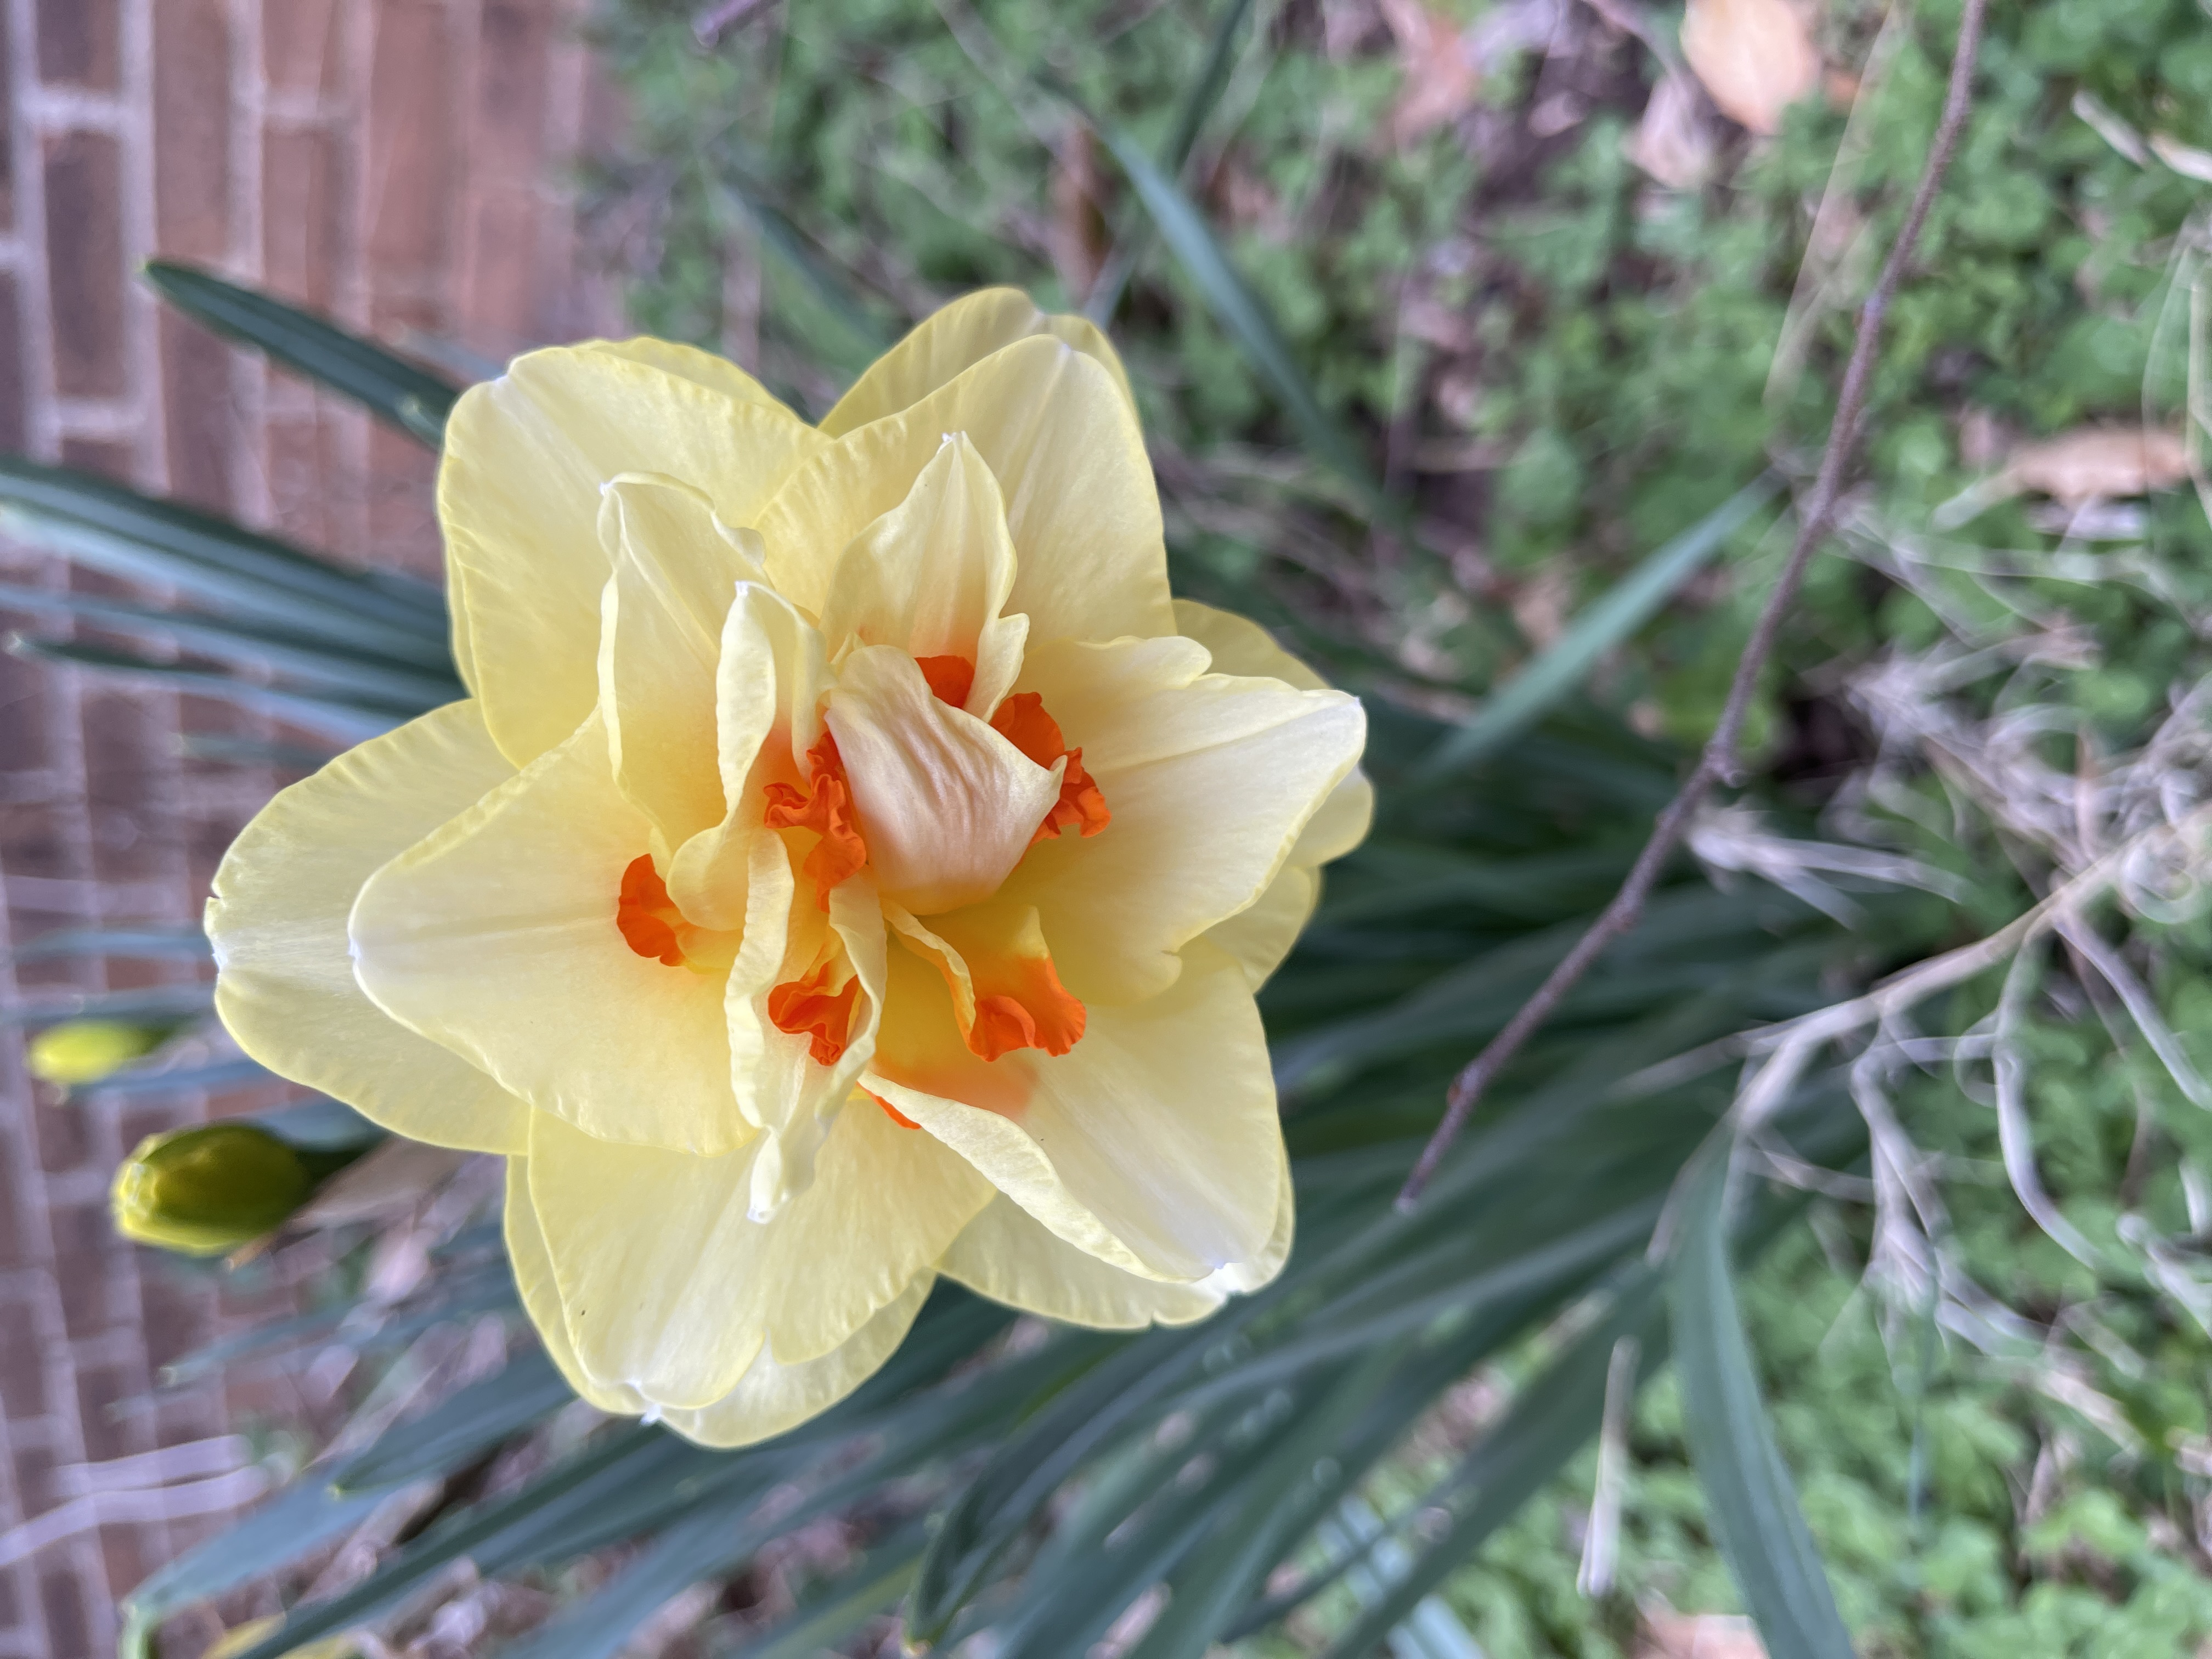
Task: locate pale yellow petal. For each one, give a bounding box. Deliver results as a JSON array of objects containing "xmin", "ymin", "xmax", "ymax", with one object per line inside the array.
[
  {"xmin": 584, "ymin": 337, "xmax": 792, "ymax": 414},
  {"xmin": 867, "ymin": 939, "xmax": 1284, "ymax": 1283},
  {"xmin": 440, "ymin": 345, "xmax": 827, "ymax": 766},
  {"xmin": 756, "ymin": 336, "xmax": 1171, "ymax": 645},
  {"xmin": 1173, "ymin": 595, "xmax": 1375, "ymax": 868},
  {"xmin": 1001, "ymin": 636, "xmax": 1367, "ymax": 1003},
  {"xmin": 940, "ymin": 1196, "xmax": 1225, "ymax": 1328},
  {"xmin": 597, "ymin": 475, "xmax": 766, "ymax": 851},
  {"xmin": 349, "ymin": 709, "xmax": 748, "ymax": 1156},
  {"xmin": 528, "ymin": 1097, "xmax": 990, "ymax": 1408},
  {"xmin": 667, "ymin": 583, "xmax": 832, "ymax": 933},
  {"xmin": 825, "ymin": 646, "xmax": 1063, "ymax": 916},
  {"xmin": 1203, "ymin": 862, "xmax": 1319, "ymax": 991},
  {"xmin": 659, "ymin": 1272, "xmax": 933, "ymax": 1448},
  {"xmin": 206, "ymin": 701, "xmax": 527, "ymax": 1155},
  {"xmin": 816, "ymin": 433, "xmax": 1028, "ymax": 718},
  {"xmin": 819, "ymin": 288, "xmax": 1135, "ymax": 436},
  {"xmin": 505, "ymin": 1156, "xmax": 646, "ymax": 1414}
]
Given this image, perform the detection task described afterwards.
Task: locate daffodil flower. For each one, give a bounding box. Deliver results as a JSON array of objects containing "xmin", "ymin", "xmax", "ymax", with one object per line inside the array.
[{"xmin": 207, "ymin": 292, "xmax": 1370, "ymax": 1445}]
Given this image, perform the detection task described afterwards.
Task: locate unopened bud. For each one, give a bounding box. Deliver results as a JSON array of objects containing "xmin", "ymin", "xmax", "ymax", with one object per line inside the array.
[
  {"xmin": 110, "ymin": 1124, "xmax": 314, "ymax": 1257},
  {"xmin": 25, "ymin": 1019, "xmax": 166, "ymax": 1085}
]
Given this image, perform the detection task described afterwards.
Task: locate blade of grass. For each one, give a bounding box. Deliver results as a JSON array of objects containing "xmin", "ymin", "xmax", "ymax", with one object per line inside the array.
[
  {"xmin": 143, "ymin": 261, "xmax": 462, "ymax": 443},
  {"xmin": 1084, "ymin": 118, "xmax": 1392, "ymax": 524},
  {"xmin": 1672, "ymin": 1145, "xmax": 1854, "ymax": 1659},
  {"xmin": 1082, "ymin": 0, "xmax": 1257, "ymax": 326},
  {"xmin": 1414, "ymin": 475, "xmax": 1784, "ymax": 779}
]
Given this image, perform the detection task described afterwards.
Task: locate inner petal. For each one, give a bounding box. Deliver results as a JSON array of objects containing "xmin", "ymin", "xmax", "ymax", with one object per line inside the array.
[
  {"xmin": 824, "ymin": 646, "xmax": 1062, "ymax": 916},
  {"xmin": 887, "ymin": 901, "xmax": 1086, "ymax": 1062}
]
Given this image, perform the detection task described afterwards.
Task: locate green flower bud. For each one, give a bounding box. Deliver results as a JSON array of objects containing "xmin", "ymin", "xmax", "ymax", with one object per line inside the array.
[
  {"xmin": 110, "ymin": 1124, "xmax": 314, "ymax": 1257},
  {"xmin": 26, "ymin": 1019, "xmax": 167, "ymax": 1085}
]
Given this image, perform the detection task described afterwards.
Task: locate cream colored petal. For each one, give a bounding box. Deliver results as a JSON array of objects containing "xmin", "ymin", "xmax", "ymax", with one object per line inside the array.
[
  {"xmin": 1002, "ymin": 636, "xmax": 1367, "ymax": 1003},
  {"xmin": 825, "ymin": 646, "xmax": 1063, "ymax": 916},
  {"xmin": 505, "ymin": 1156, "xmax": 646, "ymax": 1414},
  {"xmin": 867, "ymin": 939, "xmax": 1284, "ymax": 1283},
  {"xmin": 1173, "ymin": 596, "xmax": 1375, "ymax": 869},
  {"xmin": 756, "ymin": 336, "xmax": 1171, "ymax": 645},
  {"xmin": 584, "ymin": 337, "xmax": 793, "ymax": 414},
  {"xmin": 349, "ymin": 709, "xmax": 748, "ymax": 1156},
  {"xmin": 658, "ymin": 1272, "xmax": 933, "ymax": 1448},
  {"xmin": 1203, "ymin": 862, "xmax": 1319, "ymax": 992},
  {"xmin": 667, "ymin": 583, "xmax": 832, "ymax": 933},
  {"xmin": 597, "ymin": 476, "xmax": 767, "ymax": 851},
  {"xmin": 529, "ymin": 1096, "xmax": 990, "ymax": 1408},
  {"xmin": 940, "ymin": 1196, "xmax": 1225, "ymax": 1329},
  {"xmin": 728, "ymin": 877, "xmax": 892, "ymax": 1220},
  {"xmin": 441, "ymin": 345, "xmax": 827, "ymax": 767},
  {"xmin": 819, "ymin": 288, "xmax": 1135, "ymax": 436},
  {"xmin": 816, "ymin": 434, "xmax": 1028, "ymax": 718},
  {"xmin": 206, "ymin": 701, "xmax": 527, "ymax": 1155}
]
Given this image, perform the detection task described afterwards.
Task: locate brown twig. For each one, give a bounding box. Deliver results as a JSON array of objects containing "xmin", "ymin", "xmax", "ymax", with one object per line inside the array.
[{"xmin": 1396, "ymin": 0, "xmax": 1991, "ymax": 1212}]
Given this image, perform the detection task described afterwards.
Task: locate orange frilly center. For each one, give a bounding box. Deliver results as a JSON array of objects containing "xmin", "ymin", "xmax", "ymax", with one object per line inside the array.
[{"xmin": 613, "ymin": 650, "xmax": 1112, "ymax": 1127}]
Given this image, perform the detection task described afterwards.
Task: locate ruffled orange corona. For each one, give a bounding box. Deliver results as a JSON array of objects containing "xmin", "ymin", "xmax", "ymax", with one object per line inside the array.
[{"xmin": 206, "ymin": 291, "xmax": 1370, "ymax": 1448}]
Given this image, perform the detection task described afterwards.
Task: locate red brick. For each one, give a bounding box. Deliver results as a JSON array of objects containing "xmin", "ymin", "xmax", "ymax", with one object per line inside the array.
[
  {"xmin": 37, "ymin": 1567, "xmax": 93, "ymax": 1659},
  {"xmin": 43, "ymin": 133, "xmax": 129, "ymax": 399},
  {"xmin": 13, "ymin": 1442, "xmax": 60, "ymax": 1515},
  {"xmin": 0, "ymin": 269, "xmax": 27, "ymax": 456},
  {"xmin": 364, "ymin": 1, "xmax": 456, "ymax": 283},
  {"xmin": 37, "ymin": 1099, "xmax": 95, "ymax": 1183},
  {"xmin": 263, "ymin": 409, "xmax": 337, "ymax": 551},
  {"xmin": 159, "ymin": 313, "xmax": 235, "ymax": 515},
  {"xmin": 58, "ymin": 437, "xmax": 133, "ymax": 481},
  {"xmin": 263, "ymin": 0, "xmax": 345, "ymax": 97},
  {"xmin": 474, "ymin": 0, "xmax": 553, "ymax": 185},
  {"xmin": 100, "ymin": 1527, "xmax": 155, "ymax": 1613},
  {"xmin": 152, "ymin": 0, "xmax": 232, "ymax": 261},
  {"xmin": 362, "ymin": 421, "xmax": 441, "ymax": 580},
  {"xmin": 49, "ymin": 1204, "xmax": 115, "ymax": 1336},
  {"xmin": 0, "ymin": 1297, "xmax": 48, "ymax": 1416},
  {"xmin": 261, "ymin": 127, "xmax": 340, "ymax": 310},
  {"xmin": 79, "ymin": 692, "xmax": 176, "ymax": 884},
  {"xmin": 36, "ymin": 0, "xmax": 119, "ymax": 90},
  {"xmin": 74, "ymin": 1362, "xmax": 138, "ymax": 1462},
  {"xmin": 459, "ymin": 188, "xmax": 540, "ymax": 347}
]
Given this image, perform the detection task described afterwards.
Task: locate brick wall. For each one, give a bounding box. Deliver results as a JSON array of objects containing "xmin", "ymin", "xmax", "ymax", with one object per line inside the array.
[{"xmin": 0, "ymin": 4, "xmax": 622, "ymax": 1654}]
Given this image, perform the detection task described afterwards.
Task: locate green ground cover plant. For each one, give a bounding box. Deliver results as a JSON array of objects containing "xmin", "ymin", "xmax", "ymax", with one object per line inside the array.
[{"xmin": 4, "ymin": 0, "xmax": 2212, "ymax": 1654}]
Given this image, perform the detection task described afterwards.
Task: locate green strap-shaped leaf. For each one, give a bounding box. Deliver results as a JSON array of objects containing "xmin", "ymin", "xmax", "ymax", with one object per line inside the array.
[
  {"xmin": 0, "ymin": 984, "xmax": 212, "ymax": 1030},
  {"xmin": 722, "ymin": 1529, "xmax": 926, "ymax": 1658},
  {"xmin": 7, "ymin": 926, "xmax": 212, "ymax": 963},
  {"xmin": 1415, "ymin": 474, "xmax": 1785, "ymax": 779},
  {"xmin": 143, "ymin": 260, "xmax": 462, "ymax": 443},
  {"xmin": 1672, "ymin": 1144, "xmax": 1855, "ymax": 1659},
  {"xmin": 329, "ymin": 1350, "xmax": 573, "ymax": 1493},
  {"xmin": 0, "ymin": 579, "xmax": 464, "ymax": 708},
  {"xmin": 0, "ymin": 455, "xmax": 452, "ymax": 664}
]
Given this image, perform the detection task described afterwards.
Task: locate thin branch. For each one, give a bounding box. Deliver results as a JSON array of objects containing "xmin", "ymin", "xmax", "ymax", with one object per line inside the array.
[{"xmin": 1398, "ymin": 0, "xmax": 1992, "ymax": 1210}]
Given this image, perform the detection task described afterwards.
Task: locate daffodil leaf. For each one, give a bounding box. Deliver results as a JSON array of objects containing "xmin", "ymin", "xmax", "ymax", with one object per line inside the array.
[
  {"xmin": 7, "ymin": 926, "xmax": 212, "ymax": 964},
  {"xmin": 720, "ymin": 1527, "xmax": 927, "ymax": 1658},
  {"xmin": 0, "ymin": 455, "xmax": 452, "ymax": 664},
  {"xmin": 144, "ymin": 259, "xmax": 462, "ymax": 443},
  {"xmin": 1673, "ymin": 1146, "xmax": 1857, "ymax": 1659},
  {"xmin": 1417, "ymin": 474, "xmax": 1785, "ymax": 778},
  {"xmin": 0, "ymin": 984, "xmax": 213, "ymax": 1030},
  {"xmin": 330, "ymin": 1350, "xmax": 573, "ymax": 1493},
  {"xmin": 68, "ymin": 1057, "xmax": 273, "ymax": 1099},
  {"xmin": 0, "ymin": 579, "xmax": 464, "ymax": 707},
  {"xmin": 8, "ymin": 637, "xmax": 412, "ymax": 741}
]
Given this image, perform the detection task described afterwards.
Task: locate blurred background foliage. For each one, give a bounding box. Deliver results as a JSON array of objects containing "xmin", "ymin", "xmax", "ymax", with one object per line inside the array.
[{"xmin": 6, "ymin": 0, "xmax": 2212, "ymax": 1654}]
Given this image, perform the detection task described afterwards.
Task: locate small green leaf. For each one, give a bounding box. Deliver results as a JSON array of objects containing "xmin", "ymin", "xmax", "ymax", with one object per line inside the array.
[
  {"xmin": 144, "ymin": 261, "xmax": 462, "ymax": 442},
  {"xmin": 1672, "ymin": 1145, "xmax": 1855, "ymax": 1659}
]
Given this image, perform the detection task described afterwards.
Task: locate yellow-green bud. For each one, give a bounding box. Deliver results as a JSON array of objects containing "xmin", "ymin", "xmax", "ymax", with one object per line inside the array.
[
  {"xmin": 110, "ymin": 1124, "xmax": 314, "ymax": 1257},
  {"xmin": 25, "ymin": 1019, "xmax": 166, "ymax": 1085}
]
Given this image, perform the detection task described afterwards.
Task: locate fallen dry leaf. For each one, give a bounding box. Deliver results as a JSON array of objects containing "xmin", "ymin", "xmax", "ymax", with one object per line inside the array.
[
  {"xmin": 1681, "ymin": 0, "xmax": 1821, "ymax": 137},
  {"xmin": 1624, "ymin": 71, "xmax": 1718, "ymax": 189},
  {"xmin": 1379, "ymin": 0, "xmax": 1482, "ymax": 145},
  {"xmin": 2005, "ymin": 427, "xmax": 2191, "ymax": 506},
  {"xmin": 1639, "ymin": 1611, "xmax": 1768, "ymax": 1659}
]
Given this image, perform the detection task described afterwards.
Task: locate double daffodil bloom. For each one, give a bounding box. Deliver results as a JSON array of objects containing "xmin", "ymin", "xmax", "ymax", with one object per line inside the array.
[{"xmin": 207, "ymin": 291, "xmax": 1370, "ymax": 1445}]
